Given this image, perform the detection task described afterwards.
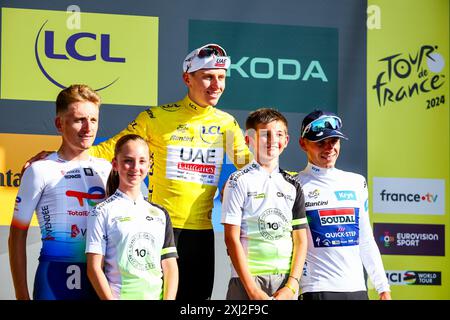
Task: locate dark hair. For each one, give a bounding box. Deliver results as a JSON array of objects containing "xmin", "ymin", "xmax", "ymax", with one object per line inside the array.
[
  {"xmin": 56, "ymin": 84, "xmax": 101, "ymax": 115},
  {"xmin": 106, "ymin": 134, "xmax": 148, "ymax": 197},
  {"xmin": 245, "ymin": 108, "xmax": 288, "ymax": 131}
]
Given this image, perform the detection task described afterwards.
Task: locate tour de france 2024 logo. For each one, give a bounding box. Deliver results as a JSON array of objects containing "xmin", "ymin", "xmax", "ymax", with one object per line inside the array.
[{"xmin": 372, "ymin": 45, "xmax": 446, "ymax": 110}]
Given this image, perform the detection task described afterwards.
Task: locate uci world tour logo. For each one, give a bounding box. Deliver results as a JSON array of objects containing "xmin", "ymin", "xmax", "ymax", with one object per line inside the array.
[{"xmin": 1, "ymin": 8, "xmax": 158, "ymax": 105}]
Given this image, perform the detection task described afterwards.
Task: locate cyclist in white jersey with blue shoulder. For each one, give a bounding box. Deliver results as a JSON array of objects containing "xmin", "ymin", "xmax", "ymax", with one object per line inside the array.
[
  {"xmin": 9, "ymin": 85, "xmax": 111, "ymax": 300},
  {"xmin": 295, "ymin": 109, "xmax": 391, "ymax": 300}
]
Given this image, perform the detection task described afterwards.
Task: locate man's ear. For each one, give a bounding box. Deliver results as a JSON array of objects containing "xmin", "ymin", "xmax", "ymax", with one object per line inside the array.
[
  {"xmin": 182, "ymin": 72, "xmax": 190, "ymax": 86},
  {"xmin": 55, "ymin": 116, "xmax": 62, "ymax": 133}
]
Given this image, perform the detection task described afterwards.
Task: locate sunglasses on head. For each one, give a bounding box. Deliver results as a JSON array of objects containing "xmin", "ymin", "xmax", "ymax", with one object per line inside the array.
[
  {"xmin": 301, "ymin": 116, "xmax": 342, "ymax": 138},
  {"xmin": 197, "ymin": 45, "xmax": 226, "ymax": 58}
]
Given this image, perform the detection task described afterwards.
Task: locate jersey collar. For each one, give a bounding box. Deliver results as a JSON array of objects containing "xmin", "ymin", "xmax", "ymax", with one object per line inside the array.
[
  {"xmin": 305, "ymin": 162, "xmax": 338, "ymax": 176},
  {"xmin": 182, "ymin": 95, "xmax": 213, "ymax": 115},
  {"xmin": 251, "ymin": 159, "xmax": 280, "ymax": 176},
  {"xmin": 114, "ymin": 188, "xmax": 145, "ymax": 204}
]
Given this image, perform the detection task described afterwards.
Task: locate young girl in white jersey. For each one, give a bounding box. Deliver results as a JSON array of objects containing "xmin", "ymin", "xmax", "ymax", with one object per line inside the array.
[{"xmin": 86, "ymin": 134, "xmax": 178, "ymax": 300}]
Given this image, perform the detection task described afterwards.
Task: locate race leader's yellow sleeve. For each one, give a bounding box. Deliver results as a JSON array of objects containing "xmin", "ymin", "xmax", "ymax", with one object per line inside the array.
[
  {"xmin": 90, "ymin": 110, "xmax": 151, "ymax": 162},
  {"xmin": 91, "ymin": 95, "xmax": 252, "ymax": 230}
]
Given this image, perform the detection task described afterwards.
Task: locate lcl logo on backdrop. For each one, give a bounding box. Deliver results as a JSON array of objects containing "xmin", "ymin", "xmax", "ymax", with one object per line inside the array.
[
  {"xmin": 1, "ymin": 8, "xmax": 158, "ymax": 106},
  {"xmin": 36, "ymin": 20, "xmax": 125, "ymax": 91},
  {"xmin": 188, "ymin": 20, "xmax": 338, "ymax": 113}
]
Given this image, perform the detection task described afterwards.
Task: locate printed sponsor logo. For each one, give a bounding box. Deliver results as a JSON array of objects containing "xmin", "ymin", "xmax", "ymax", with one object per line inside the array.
[
  {"xmin": 0, "ymin": 170, "xmax": 21, "ymax": 187},
  {"xmin": 167, "ymin": 146, "xmax": 223, "ymax": 186},
  {"xmin": 319, "ymin": 208, "xmax": 356, "ymax": 226},
  {"xmin": 179, "ymin": 147, "xmax": 220, "ymax": 164},
  {"xmin": 305, "ymin": 200, "xmax": 328, "ymax": 207},
  {"xmin": 247, "ymin": 192, "xmax": 266, "ymax": 199},
  {"xmin": 161, "ymin": 103, "xmax": 181, "ymax": 112},
  {"xmin": 276, "ymin": 191, "xmax": 294, "ymax": 201},
  {"xmin": 372, "ymin": 45, "xmax": 446, "ymax": 109},
  {"xmin": 374, "ymin": 223, "xmax": 445, "ymax": 256},
  {"xmin": 177, "ymin": 162, "xmax": 215, "ymax": 175},
  {"xmin": 64, "ymin": 174, "xmax": 81, "ymax": 179},
  {"xmin": 307, "ymin": 189, "xmax": 320, "ymax": 199},
  {"xmin": 386, "ymin": 270, "xmax": 441, "ymax": 286},
  {"xmin": 372, "ymin": 177, "xmax": 445, "ymax": 215},
  {"xmin": 176, "ymin": 124, "xmax": 189, "ymax": 132},
  {"xmin": 35, "ymin": 22, "xmax": 125, "ymax": 90},
  {"xmin": 1, "ymin": 8, "xmax": 158, "ymax": 106},
  {"xmin": 215, "ymin": 57, "xmax": 228, "ymax": 68},
  {"xmin": 42, "ymin": 205, "xmax": 54, "ymax": 240},
  {"xmin": 334, "ymin": 190, "xmax": 356, "ymax": 201},
  {"xmin": 170, "ymin": 135, "xmax": 194, "ymax": 142},
  {"xmin": 112, "ymin": 216, "xmax": 132, "ymax": 223},
  {"xmin": 200, "ymin": 125, "xmax": 223, "ymax": 144},
  {"xmin": 70, "ymin": 224, "xmax": 86, "ymax": 238},
  {"xmin": 83, "ymin": 168, "xmax": 94, "ymax": 176},
  {"xmin": 189, "ymin": 20, "xmax": 338, "ymax": 113},
  {"xmin": 68, "ymin": 210, "xmax": 89, "ymax": 216},
  {"xmin": 66, "ymin": 186, "xmax": 106, "ymax": 207}
]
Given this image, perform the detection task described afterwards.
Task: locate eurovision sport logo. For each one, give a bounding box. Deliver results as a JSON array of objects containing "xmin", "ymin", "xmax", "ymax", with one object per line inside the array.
[
  {"xmin": 373, "ymin": 223, "xmax": 445, "ymax": 256},
  {"xmin": 1, "ymin": 7, "xmax": 158, "ymax": 106}
]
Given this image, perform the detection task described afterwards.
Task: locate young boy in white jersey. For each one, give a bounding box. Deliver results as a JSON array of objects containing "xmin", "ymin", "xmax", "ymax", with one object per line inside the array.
[
  {"xmin": 296, "ymin": 109, "xmax": 391, "ymax": 300},
  {"xmin": 221, "ymin": 108, "xmax": 308, "ymax": 300},
  {"xmin": 9, "ymin": 84, "xmax": 111, "ymax": 300},
  {"xmin": 86, "ymin": 134, "xmax": 178, "ymax": 300}
]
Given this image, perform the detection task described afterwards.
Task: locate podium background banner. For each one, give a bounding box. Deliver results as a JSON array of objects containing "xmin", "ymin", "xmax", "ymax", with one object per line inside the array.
[{"xmin": 367, "ymin": 0, "xmax": 449, "ymax": 299}]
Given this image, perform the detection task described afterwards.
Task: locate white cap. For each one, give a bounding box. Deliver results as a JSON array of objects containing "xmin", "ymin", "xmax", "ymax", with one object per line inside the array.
[{"xmin": 182, "ymin": 43, "xmax": 231, "ymax": 73}]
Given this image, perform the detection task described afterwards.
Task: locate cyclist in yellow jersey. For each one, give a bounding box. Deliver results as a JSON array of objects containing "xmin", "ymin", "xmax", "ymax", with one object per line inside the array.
[{"xmin": 90, "ymin": 44, "xmax": 252, "ymax": 299}]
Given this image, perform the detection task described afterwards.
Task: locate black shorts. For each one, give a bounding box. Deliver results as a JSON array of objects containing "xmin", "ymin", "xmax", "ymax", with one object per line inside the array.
[
  {"xmin": 301, "ymin": 290, "xmax": 369, "ymax": 300},
  {"xmin": 173, "ymin": 228, "xmax": 215, "ymax": 300}
]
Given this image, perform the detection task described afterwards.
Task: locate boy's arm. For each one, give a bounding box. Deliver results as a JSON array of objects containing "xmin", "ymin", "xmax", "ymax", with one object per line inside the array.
[{"xmin": 224, "ymin": 224, "xmax": 270, "ymax": 300}]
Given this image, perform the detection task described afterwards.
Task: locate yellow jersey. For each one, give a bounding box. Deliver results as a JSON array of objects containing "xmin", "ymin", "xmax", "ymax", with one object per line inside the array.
[{"xmin": 91, "ymin": 95, "xmax": 252, "ymax": 230}]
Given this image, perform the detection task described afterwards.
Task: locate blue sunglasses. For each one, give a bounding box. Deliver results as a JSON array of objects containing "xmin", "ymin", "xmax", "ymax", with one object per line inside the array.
[{"xmin": 301, "ymin": 116, "xmax": 342, "ymax": 138}]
